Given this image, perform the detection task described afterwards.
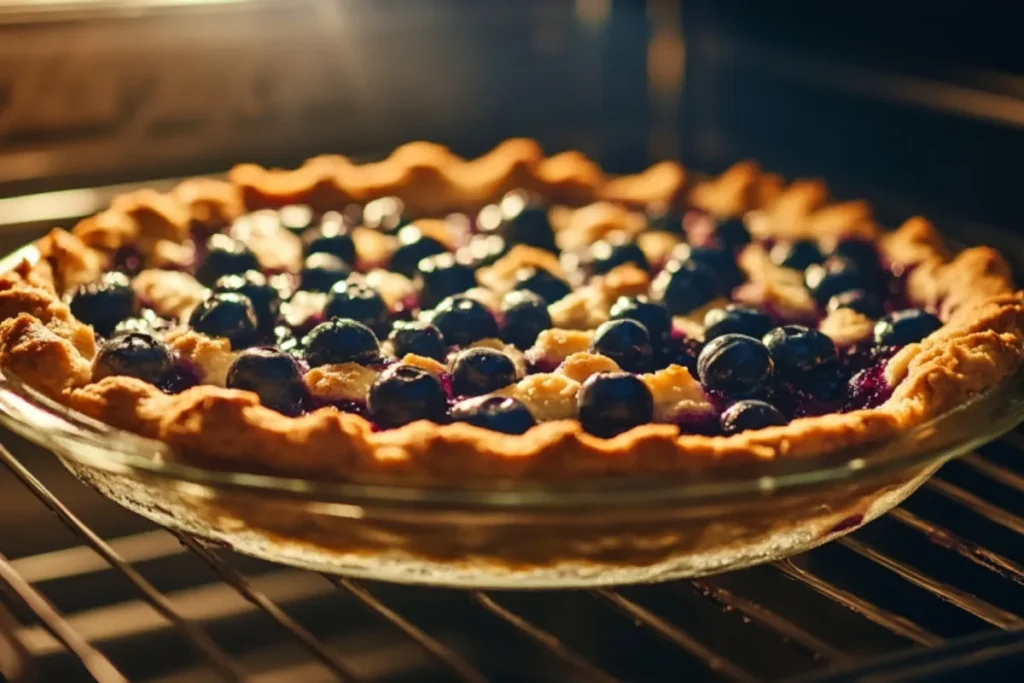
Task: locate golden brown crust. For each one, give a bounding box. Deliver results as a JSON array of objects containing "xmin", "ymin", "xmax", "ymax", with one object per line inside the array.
[{"xmin": 2, "ymin": 137, "xmax": 1023, "ymax": 482}]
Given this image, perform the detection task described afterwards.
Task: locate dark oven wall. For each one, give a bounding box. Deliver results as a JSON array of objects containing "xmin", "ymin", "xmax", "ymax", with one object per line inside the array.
[{"xmin": 0, "ymin": 0, "xmax": 1020, "ymax": 246}]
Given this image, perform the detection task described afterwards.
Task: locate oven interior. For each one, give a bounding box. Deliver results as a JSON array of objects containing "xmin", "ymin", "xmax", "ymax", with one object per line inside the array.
[{"xmin": 2, "ymin": 1, "xmax": 1024, "ymax": 681}]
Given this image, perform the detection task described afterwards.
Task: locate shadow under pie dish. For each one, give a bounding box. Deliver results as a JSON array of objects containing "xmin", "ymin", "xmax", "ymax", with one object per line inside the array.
[{"xmin": 1, "ymin": 139, "xmax": 1024, "ymax": 483}]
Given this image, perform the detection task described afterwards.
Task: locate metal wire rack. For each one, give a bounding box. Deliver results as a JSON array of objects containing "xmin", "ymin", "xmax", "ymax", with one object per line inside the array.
[{"xmin": 1, "ymin": 425, "xmax": 1024, "ymax": 683}]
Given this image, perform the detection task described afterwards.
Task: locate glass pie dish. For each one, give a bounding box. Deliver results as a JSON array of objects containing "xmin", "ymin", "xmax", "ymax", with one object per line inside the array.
[{"xmin": 2, "ymin": 229, "xmax": 1023, "ymax": 588}]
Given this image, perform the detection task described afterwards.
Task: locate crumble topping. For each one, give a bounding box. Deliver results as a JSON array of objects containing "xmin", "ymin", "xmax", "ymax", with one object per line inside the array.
[
  {"xmin": 132, "ymin": 270, "xmax": 208, "ymax": 321},
  {"xmin": 304, "ymin": 362, "xmax": 380, "ymax": 402},
  {"xmin": 527, "ymin": 329, "xmax": 594, "ymax": 367},
  {"xmin": 495, "ymin": 373, "xmax": 579, "ymax": 422},
  {"xmin": 166, "ymin": 330, "xmax": 236, "ymax": 386},
  {"xmin": 555, "ymin": 352, "xmax": 620, "ymax": 383}
]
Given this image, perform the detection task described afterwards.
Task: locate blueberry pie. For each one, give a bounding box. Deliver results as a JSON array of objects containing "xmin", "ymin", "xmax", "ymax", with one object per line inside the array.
[{"xmin": 2, "ymin": 139, "xmax": 1022, "ymax": 481}]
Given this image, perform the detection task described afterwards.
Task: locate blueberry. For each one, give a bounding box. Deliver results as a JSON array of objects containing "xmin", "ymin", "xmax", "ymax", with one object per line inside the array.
[
  {"xmin": 386, "ymin": 321, "xmax": 443, "ymax": 361},
  {"xmin": 652, "ymin": 258, "xmax": 720, "ymax": 315},
  {"xmin": 303, "ymin": 318, "xmax": 381, "ymax": 367},
  {"xmin": 226, "ymin": 347, "xmax": 307, "ymax": 415},
  {"xmin": 449, "ymin": 347, "xmax": 519, "ymax": 396},
  {"xmin": 511, "ymin": 267, "xmax": 571, "ymax": 305},
  {"xmin": 827, "ymin": 289, "xmax": 885, "ymax": 319},
  {"xmin": 69, "ymin": 271, "xmax": 138, "ymax": 337},
  {"xmin": 304, "ymin": 215, "xmax": 357, "ymax": 265},
  {"xmin": 874, "ymin": 309, "xmax": 941, "ymax": 347},
  {"xmin": 93, "ymin": 333, "xmax": 174, "ymax": 384},
  {"xmin": 112, "ymin": 309, "xmax": 173, "ymax": 337},
  {"xmin": 389, "ymin": 225, "xmax": 448, "ymax": 277},
  {"xmin": 450, "ymin": 396, "xmax": 536, "ymax": 434},
  {"xmin": 697, "ymin": 334, "xmax": 773, "ymax": 396},
  {"xmin": 609, "ymin": 296, "xmax": 672, "ymax": 346},
  {"xmin": 703, "ymin": 305, "xmax": 774, "ymax": 343},
  {"xmin": 188, "ymin": 292, "xmax": 259, "ymax": 349},
  {"xmin": 457, "ymin": 234, "xmax": 507, "ymax": 268},
  {"xmin": 830, "ymin": 240, "xmax": 880, "ymax": 274},
  {"xmin": 214, "ymin": 270, "xmax": 281, "ymax": 330},
  {"xmin": 646, "ymin": 208, "xmax": 684, "ymax": 234},
  {"xmin": 720, "ymin": 400, "xmax": 787, "ymax": 435},
  {"xmin": 429, "ymin": 295, "xmax": 499, "ymax": 347},
  {"xmin": 416, "ymin": 252, "xmax": 477, "ymax": 308},
  {"xmin": 590, "ymin": 239, "xmax": 649, "ymax": 275},
  {"xmin": 577, "ymin": 372, "xmax": 654, "ymax": 437},
  {"xmin": 670, "ymin": 243, "xmax": 743, "ymax": 292},
  {"xmin": 367, "ymin": 364, "xmax": 447, "ymax": 428},
  {"xmin": 713, "ymin": 217, "xmax": 750, "ymax": 251},
  {"xmin": 590, "ymin": 319, "xmax": 654, "ymax": 373},
  {"xmin": 300, "ymin": 253, "xmax": 352, "ymax": 292},
  {"xmin": 769, "ymin": 240, "xmax": 822, "ymax": 270},
  {"xmin": 500, "ymin": 290, "xmax": 552, "ymax": 351},
  {"xmin": 499, "ymin": 195, "xmax": 557, "ymax": 253},
  {"xmin": 804, "ymin": 257, "xmax": 866, "ymax": 306},
  {"xmin": 324, "ymin": 280, "xmax": 390, "ymax": 337},
  {"xmin": 762, "ymin": 325, "xmax": 838, "ymax": 377},
  {"xmin": 364, "ymin": 197, "xmax": 410, "ymax": 234},
  {"xmin": 196, "ymin": 234, "xmax": 261, "ymax": 286}
]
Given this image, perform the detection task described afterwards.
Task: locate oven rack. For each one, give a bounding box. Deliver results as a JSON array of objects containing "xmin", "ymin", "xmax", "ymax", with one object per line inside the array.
[{"xmin": 1, "ymin": 429, "xmax": 1023, "ymax": 682}]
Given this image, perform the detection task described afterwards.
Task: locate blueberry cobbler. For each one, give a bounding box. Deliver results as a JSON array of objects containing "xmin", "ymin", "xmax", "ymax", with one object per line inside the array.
[{"xmin": 1, "ymin": 139, "xmax": 1022, "ymax": 481}]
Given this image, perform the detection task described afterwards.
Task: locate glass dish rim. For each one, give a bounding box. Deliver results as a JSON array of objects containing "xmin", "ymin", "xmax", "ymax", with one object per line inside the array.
[{"xmin": 3, "ymin": 244, "xmax": 1024, "ymax": 513}]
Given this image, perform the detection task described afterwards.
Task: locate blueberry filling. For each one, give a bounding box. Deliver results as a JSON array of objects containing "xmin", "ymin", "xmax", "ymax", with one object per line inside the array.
[{"xmin": 73, "ymin": 194, "xmax": 928, "ymax": 435}]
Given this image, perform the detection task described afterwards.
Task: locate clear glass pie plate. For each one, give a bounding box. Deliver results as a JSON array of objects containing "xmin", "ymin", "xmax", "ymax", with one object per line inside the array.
[{"xmin": 3, "ymin": 243, "xmax": 1024, "ymax": 588}]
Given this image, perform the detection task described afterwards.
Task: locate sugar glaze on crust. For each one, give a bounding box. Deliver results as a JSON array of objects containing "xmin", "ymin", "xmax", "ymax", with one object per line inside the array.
[{"xmin": 1, "ymin": 139, "xmax": 1023, "ymax": 482}]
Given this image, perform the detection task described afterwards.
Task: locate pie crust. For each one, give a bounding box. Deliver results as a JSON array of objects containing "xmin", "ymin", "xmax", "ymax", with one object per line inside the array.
[{"xmin": 1, "ymin": 138, "xmax": 1022, "ymax": 482}]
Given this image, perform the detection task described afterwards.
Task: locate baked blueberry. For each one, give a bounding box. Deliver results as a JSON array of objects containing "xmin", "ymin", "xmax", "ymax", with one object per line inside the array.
[
  {"xmin": 646, "ymin": 208, "xmax": 684, "ymax": 235},
  {"xmin": 500, "ymin": 290, "xmax": 552, "ymax": 350},
  {"xmin": 804, "ymin": 257, "xmax": 867, "ymax": 306},
  {"xmin": 511, "ymin": 267, "xmax": 571, "ymax": 305},
  {"xmin": 577, "ymin": 372, "xmax": 654, "ymax": 437},
  {"xmin": 457, "ymin": 234, "xmax": 507, "ymax": 268},
  {"xmin": 324, "ymin": 280, "xmax": 390, "ymax": 337},
  {"xmin": 389, "ymin": 320, "xmax": 446, "ymax": 360},
  {"xmin": 609, "ymin": 296, "xmax": 672, "ymax": 346},
  {"xmin": 429, "ymin": 295, "xmax": 499, "ymax": 347},
  {"xmin": 416, "ymin": 252, "xmax": 477, "ymax": 308},
  {"xmin": 703, "ymin": 305, "xmax": 774, "ymax": 343},
  {"xmin": 697, "ymin": 334, "xmax": 773, "ymax": 396},
  {"xmin": 652, "ymin": 258, "xmax": 720, "ymax": 315},
  {"xmin": 720, "ymin": 400, "xmax": 787, "ymax": 435},
  {"xmin": 670, "ymin": 243, "xmax": 743, "ymax": 292},
  {"xmin": 770, "ymin": 240, "xmax": 822, "ymax": 271},
  {"xmin": 830, "ymin": 240, "xmax": 880, "ymax": 274},
  {"xmin": 196, "ymin": 234, "xmax": 261, "ymax": 286},
  {"xmin": 389, "ymin": 225, "xmax": 448, "ymax": 277},
  {"xmin": 226, "ymin": 347, "xmax": 307, "ymax": 415},
  {"xmin": 874, "ymin": 309, "xmax": 941, "ymax": 347},
  {"xmin": 713, "ymin": 217, "xmax": 750, "ymax": 251},
  {"xmin": 499, "ymin": 194, "xmax": 558, "ymax": 253},
  {"xmin": 590, "ymin": 319, "xmax": 654, "ymax": 373},
  {"xmin": 364, "ymin": 196, "xmax": 410, "ymax": 234},
  {"xmin": 188, "ymin": 292, "xmax": 259, "ymax": 349},
  {"xmin": 304, "ymin": 215, "xmax": 357, "ymax": 265},
  {"xmin": 449, "ymin": 347, "xmax": 519, "ymax": 396},
  {"xmin": 300, "ymin": 252, "xmax": 352, "ymax": 292},
  {"xmin": 762, "ymin": 325, "xmax": 838, "ymax": 377},
  {"xmin": 69, "ymin": 271, "xmax": 138, "ymax": 337},
  {"xmin": 450, "ymin": 396, "xmax": 536, "ymax": 434},
  {"xmin": 589, "ymin": 238, "xmax": 649, "ymax": 275},
  {"xmin": 214, "ymin": 270, "xmax": 281, "ymax": 330},
  {"xmin": 303, "ymin": 318, "xmax": 381, "ymax": 367},
  {"xmin": 827, "ymin": 289, "xmax": 885, "ymax": 319},
  {"xmin": 367, "ymin": 363, "xmax": 447, "ymax": 428},
  {"xmin": 93, "ymin": 332, "xmax": 174, "ymax": 384},
  {"xmin": 112, "ymin": 309, "xmax": 172, "ymax": 337}
]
